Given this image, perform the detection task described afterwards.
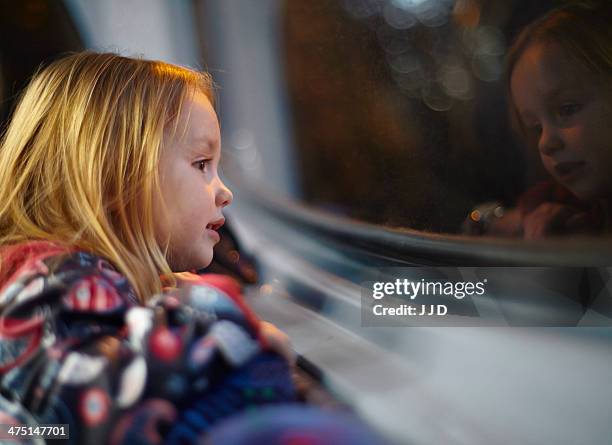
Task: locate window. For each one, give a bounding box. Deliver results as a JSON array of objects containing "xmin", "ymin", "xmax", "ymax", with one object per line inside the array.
[{"xmin": 280, "ymin": 0, "xmax": 556, "ymax": 233}]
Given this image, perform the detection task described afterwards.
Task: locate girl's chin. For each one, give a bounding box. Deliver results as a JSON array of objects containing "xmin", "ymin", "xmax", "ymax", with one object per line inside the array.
[
  {"xmin": 564, "ymin": 182, "xmax": 605, "ymax": 202},
  {"xmin": 169, "ymin": 252, "xmax": 213, "ymax": 272}
]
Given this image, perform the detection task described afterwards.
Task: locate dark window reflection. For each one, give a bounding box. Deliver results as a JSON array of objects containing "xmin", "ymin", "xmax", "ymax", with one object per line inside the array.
[
  {"xmin": 281, "ymin": 0, "xmax": 556, "ymax": 233},
  {"xmin": 0, "ymin": 0, "xmax": 83, "ymax": 127}
]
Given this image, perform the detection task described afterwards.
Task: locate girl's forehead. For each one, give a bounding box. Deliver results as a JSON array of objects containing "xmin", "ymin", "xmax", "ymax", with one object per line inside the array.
[
  {"xmin": 512, "ymin": 42, "xmax": 594, "ymax": 96},
  {"xmin": 530, "ymin": 41, "xmax": 600, "ymax": 85},
  {"xmin": 171, "ymin": 91, "xmax": 220, "ymax": 146}
]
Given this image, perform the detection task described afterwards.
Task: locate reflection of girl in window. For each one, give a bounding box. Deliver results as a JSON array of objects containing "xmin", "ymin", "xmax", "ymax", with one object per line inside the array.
[{"xmin": 468, "ymin": 1, "xmax": 612, "ymax": 239}]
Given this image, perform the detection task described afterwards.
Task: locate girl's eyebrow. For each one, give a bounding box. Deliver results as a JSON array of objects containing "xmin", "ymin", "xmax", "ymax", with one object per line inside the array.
[
  {"xmin": 189, "ymin": 136, "xmax": 218, "ymax": 154},
  {"xmin": 188, "ymin": 146, "xmax": 215, "ymax": 159},
  {"xmin": 542, "ymin": 82, "xmax": 583, "ymax": 100},
  {"xmin": 543, "ymin": 86, "xmax": 563, "ymax": 99}
]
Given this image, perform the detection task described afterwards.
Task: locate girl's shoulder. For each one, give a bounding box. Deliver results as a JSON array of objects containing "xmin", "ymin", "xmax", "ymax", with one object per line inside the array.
[
  {"xmin": 0, "ymin": 242, "xmax": 139, "ymax": 374},
  {"xmin": 0, "ymin": 242, "xmax": 296, "ymax": 443},
  {"xmin": 0, "ymin": 240, "xmax": 139, "ymax": 310},
  {"xmin": 0, "ymin": 241, "xmax": 137, "ymax": 379}
]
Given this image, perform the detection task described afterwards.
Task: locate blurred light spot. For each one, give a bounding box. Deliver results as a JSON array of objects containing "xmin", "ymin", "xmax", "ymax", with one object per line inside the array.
[
  {"xmin": 383, "ymin": 4, "xmax": 418, "ymax": 30},
  {"xmin": 230, "ymin": 128, "xmax": 255, "ymax": 150},
  {"xmin": 230, "ymin": 128, "xmax": 262, "ymax": 175},
  {"xmin": 228, "ymin": 250, "xmax": 240, "ymax": 263},
  {"xmin": 452, "ymin": 0, "xmax": 481, "ymax": 28},
  {"xmin": 392, "ymin": 69, "xmax": 428, "ymax": 97},
  {"xmin": 493, "ymin": 206, "xmax": 505, "ymax": 218},
  {"xmin": 388, "ymin": 53, "xmax": 421, "ymax": 74},
  {"xmin": 472, "ymin": 54, "xmax": 503, "ymax": 82},
  {"xmin": 422, "ymin": 83, "xmax": 453, "ymax": 111},
  {"xmin": 259, "ymin": 284, "xmax": 274, "ymax": 296},
  {"xmin": 438, "ymin": 52, "xmax": 463, "ymax": 68},
  {"xmin": 463, "ymin": 26, "xmax": 505, "ymax": 56},
  {"xmin": 376, "ymin": 26, "xmax": 412, "ymax": 55},
  {"xmin": 344, "ymin": 0, "xmax": 381, "ymax": 19},
  {"xmin": 414, "ymin": 0, "xmax": 453, "ymax": 27},
  {"xmin": 391, "ymin": 0, "xmax": 431, "ymax": 8},
  {"xmin": 417, "ymin": 10, "xmax": 449, "ymax": 27},
  {"xmin": 238, "ymin": 148, "xmax": 262, "ymax": 172},
  {"xmin": 474, "ymin": 26, "xmax": 505, "ymax": 56},
  {"xmin": 439, "ymin": 64, "xmax": 473, "ymax": 100},
  {"xmin": 470, "ymin": 210, "xmax": 481, "ymax": 222}
]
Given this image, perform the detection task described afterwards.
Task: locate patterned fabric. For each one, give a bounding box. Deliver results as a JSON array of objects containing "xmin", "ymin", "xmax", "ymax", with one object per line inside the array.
[
  {"xmin": 206, "ymin": 404, "xmax": 390, "ymax": 445},
  {"xmin": 0, "ymin": 242, "xmax": 296, "ymax": 444}
]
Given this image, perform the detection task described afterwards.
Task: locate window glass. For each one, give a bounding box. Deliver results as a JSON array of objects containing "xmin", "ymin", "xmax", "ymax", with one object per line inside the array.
[{"xmin": 281, "ymin": 0, "xmax": 558, "ymax": 233}]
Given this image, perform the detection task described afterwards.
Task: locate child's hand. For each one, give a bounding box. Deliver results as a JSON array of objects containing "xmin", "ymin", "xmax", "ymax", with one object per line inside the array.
[
  {"xmin": 170, "ymin": 272, "xmax": 296, "ymax": 365},
  {"xmin": 260, "ymin": 321, "xmax": 297, "ymax": 366},
  {"xmin": 486, "ymin": 208, "xmax": 523, "ymax": 237},
  {"xmin": 522, "ymin": 203, "xmax": 592, "ymax": 239},
  {"xmin": 172, "ymin": 271, "xmax": 206, "ymax": 286}
]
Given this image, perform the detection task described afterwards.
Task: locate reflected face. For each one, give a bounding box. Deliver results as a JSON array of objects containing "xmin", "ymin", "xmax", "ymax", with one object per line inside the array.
[
  {"xmin": 153, "ymin": 89, "xmax": 233, "ymax": 271},
  {"xmin": 510, "ymin": 42, "xmax": 612, "ymax": 201}
]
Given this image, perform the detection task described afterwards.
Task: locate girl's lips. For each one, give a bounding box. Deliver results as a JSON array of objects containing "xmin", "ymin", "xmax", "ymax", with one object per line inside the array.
[
  {"xmin": 206, "ymin": 228, "xmax": 220, "ymax": 242},
  {"xmin": 205, "ymin": 217, "xmax": 224, "ymax": 243},
  {"xmin": 554, "ymin": 161, "xmax": 586, "ymax": 181}
]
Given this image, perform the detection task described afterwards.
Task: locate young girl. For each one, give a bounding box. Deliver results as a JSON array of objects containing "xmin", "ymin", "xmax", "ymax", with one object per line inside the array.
[
  {"xmin": 467, "ymin": 1, "xmax": 612, "ymax": 239},
  {"xmin": 0, "ymin": 52, "xmax": 296, "ymax": 444}
]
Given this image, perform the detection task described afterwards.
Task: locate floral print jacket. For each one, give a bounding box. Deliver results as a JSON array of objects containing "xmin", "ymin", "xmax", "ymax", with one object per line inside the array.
[{"xmin": 0, "ymin": 241, "xmax": 295, "ymax": 444}]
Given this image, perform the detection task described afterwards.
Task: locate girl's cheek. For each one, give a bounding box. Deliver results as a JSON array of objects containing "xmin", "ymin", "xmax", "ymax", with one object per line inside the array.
[
  {"xmin": 573, "ymin": 128, "xmax": 593, "ymax": 156},
  {"xmin": 541, "ymin": 157, "xmax": 556, "ymax": 177}
]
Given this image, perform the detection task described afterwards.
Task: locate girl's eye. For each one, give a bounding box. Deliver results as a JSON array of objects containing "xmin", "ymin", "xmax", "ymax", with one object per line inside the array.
[
  {"xmin": 194, "ymin": 159, "xmax": 211, "ymax": 173},
  {"xmin": 558, "ymin": 103, "xmax": 582, "ymax": 118}
]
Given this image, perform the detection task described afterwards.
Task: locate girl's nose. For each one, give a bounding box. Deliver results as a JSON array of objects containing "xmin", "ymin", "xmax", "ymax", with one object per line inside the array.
[
  {"xmin": 538, "ymin": 125, "xmax": 564, "ymax": 156},
  {"xmin": 216, "ymin": 178, "xmax": 233, "ymax": 208}
]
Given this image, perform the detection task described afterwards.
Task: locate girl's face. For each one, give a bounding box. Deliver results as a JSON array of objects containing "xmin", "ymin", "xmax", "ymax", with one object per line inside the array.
[
  {"xmin": 510, "ymin": 41, "xmax": 612, "ymax": 201},
  {"xmin": 153, "ymin": 89, "xmax": 233, "ymax": 271}
]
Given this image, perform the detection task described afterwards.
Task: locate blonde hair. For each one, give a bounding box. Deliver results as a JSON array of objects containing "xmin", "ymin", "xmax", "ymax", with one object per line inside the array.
[{"xmin": 0, "ymin": 52, "xmax": 215, "ymax": 302}]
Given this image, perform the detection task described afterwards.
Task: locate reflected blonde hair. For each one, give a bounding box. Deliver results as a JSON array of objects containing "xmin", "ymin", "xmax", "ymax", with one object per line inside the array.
[
  {"xmin": 0, "ymin": 52, "xmax": 215, "ymax": 301},
  {"xmin": 505, "ymin": 1, "xmax": 612, "ymax": 135}
]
